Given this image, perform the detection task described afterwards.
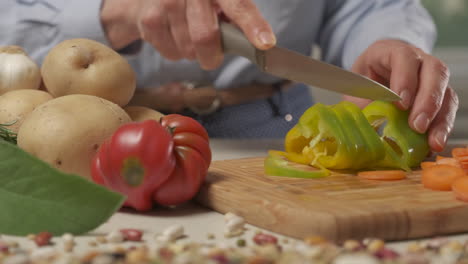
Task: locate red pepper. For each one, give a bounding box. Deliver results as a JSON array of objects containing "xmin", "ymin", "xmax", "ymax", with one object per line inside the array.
[{"xmin": 91, "ymin": 114, "xmax": 211, "ymax": 211}]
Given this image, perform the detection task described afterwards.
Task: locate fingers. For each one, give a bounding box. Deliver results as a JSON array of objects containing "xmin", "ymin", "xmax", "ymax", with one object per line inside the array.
[
  {"xmin": 218, "ymin": 0, "xmax": 276, "ymax": 50},
  {"xmin": 427, "ymin": 86, "xmax": 459, "ymax": 152},
  {"xmin": 408, "ymin": 56, "xmax": 450, "ymax": 134},
  {"xmin": 387, "ymin": 47, "xmax": 422, "ymax": 110},
  {"xmin": 139, "ymin": 2, "xmax": 181, "ymax": 61},
  {"xmin": 166, "ymin": 0, "xmax": 196, "ymax": 60},
  {"xmin": 186, "ymin": 0, "xmax": 223, "ymax": 69}
]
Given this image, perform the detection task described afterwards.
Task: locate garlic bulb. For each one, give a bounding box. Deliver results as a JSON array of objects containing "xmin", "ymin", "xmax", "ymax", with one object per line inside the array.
[{"xmin": 0, "ymin": 46, "xmax": 41, "ymax": 95}]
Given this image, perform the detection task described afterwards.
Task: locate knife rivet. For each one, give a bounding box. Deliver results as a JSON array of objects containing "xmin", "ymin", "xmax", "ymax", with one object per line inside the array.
[{"xmin": 284, "ymin": 114, "xmax": 293, "ymax": 122}]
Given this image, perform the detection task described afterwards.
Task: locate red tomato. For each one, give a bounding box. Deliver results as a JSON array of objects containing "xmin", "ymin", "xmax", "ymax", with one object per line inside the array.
[
  {"xmin": 154, "ymin": 114, "xmax": 211, "ymax": 205},
  {"xmin": 91, "ymin": 114, "xmax": 211, "ymax": 211}
]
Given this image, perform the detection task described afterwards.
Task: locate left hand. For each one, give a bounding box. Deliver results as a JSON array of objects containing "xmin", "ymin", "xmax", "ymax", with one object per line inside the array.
[{"xmin": 346, "ymin": 39, "xmax": 459, "ymax": 153}]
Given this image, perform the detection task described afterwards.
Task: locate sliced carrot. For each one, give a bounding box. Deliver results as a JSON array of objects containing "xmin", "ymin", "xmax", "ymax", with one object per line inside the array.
[
  {"xmin": 452, "ymin": 148, "xmax": 468, "ymax": 159},
  {"xmin": 358, "ymin": 170, "xmax": 407, "ymax": 181},
  {"xmin": 421, "ymin": 161, "xmax": 436, "ymax": 170},
  {"xmin": 436, "ymin": 158, "xmax": 462, "ymax": 168},
  {"xmin": 421, "ymin": 164, "xmax": 466, "ymax": 191},
  {"xmin": 452, "ymin": 177, "xmax": 468, "ymax": 202}
]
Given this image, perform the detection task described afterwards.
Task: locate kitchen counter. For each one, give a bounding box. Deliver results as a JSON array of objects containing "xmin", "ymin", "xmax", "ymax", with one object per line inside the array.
[{"xmin": 4, "ymin": 138, "xmax": 468, "ymax": 255}]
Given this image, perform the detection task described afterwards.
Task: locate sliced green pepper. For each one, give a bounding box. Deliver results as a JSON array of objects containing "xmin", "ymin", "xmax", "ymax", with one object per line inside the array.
[
  {"xmin": 264, "ymin": 151, "xmax": 329, "ymax": 178},
  {"xmin": 286, "ymin": 103, "xmax": 356, "ymax": 169},
  {"xmin": 279, "ymin": 101, "xmax": 429, "ymax": 173},
  {"xmin": 338, "ymin": 101, "xmax": 386, "ymax": 168},
  {"xmin": 362, "ymin": 101, "xmax": 430, "ymax": 169}
]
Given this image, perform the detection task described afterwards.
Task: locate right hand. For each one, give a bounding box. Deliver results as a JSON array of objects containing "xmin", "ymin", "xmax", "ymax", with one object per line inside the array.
[{"xmin": 101, "ymin": 0, "xmax": 276, "ymax": 70}]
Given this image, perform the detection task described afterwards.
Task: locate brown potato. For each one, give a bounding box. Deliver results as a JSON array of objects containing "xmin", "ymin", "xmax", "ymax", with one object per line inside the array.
[
  {"xmin": 41, "ymin": 38, "xmax": 136, "ymax": 106},
  {"xmin": 18, "ymin": 94, "xmax": 131, "ymax": 179},
  {"xmin": 124, "ymin": 105, "xmax": 165, "ymax": 122},
  {"xmin": 0, "ymin": 89, "xmax": 53, "ymax": 133}
]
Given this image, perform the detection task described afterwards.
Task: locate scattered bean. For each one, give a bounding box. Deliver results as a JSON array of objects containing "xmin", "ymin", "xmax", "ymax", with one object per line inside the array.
[
  {"xmin": 253, "ymin": 233, "xmax": 278, "ymax": 246},
  {"xmin": 106, "ymin": 230, "xmax": 124, "ymax": 244},
  {"xmin": 120, "ymin": 229, "xmax": 143, "ymax": 242},
  {"xmin": 34, "ymin": 231, "xmax": 52, "ymax": 247}
]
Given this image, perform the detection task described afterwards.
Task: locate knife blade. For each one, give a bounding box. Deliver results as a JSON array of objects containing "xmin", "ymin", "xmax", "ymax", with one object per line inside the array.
[{"xmin": 220, "ymin": 22, "xmax": 401, "ymax": 102}]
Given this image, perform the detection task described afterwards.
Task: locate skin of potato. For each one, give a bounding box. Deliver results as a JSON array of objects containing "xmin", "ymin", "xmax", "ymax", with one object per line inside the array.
[
  {"xmin": 17, "ymin": 94, "xmax": 131, "ymax": 179},
  {"xmin": 0, "ymin": 89, "xmax": 53, "ymax": 133},
  {"xmin": 41, "ymin": 38, "xmax": 136, "ymax": 107}
]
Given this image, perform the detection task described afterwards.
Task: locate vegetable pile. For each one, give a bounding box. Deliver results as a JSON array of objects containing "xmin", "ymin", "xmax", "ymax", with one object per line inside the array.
[
  {"xmin": 0, "ymin": 39, "xmax": 212, "ymax": 234},
  {"xmin": 265, "ymin": 100, "xmax": 430, "ymax": 177}
]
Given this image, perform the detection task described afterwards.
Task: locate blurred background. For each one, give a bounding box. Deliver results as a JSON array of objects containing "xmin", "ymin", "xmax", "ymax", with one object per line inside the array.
[{"xmin": 311, "ymin": 0, "xmax": 468, "ymax": 139}]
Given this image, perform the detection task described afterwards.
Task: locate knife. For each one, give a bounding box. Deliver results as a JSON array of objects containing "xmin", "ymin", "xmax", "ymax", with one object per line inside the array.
[{"xmin": 220, "ymin": 22, "xmax": 401, "ymax": 102}]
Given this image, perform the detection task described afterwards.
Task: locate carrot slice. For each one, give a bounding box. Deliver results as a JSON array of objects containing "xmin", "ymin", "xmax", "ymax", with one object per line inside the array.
[
  {"xmin": 436, "ymin": 158, "xmax": 462, "ymax": 168},
  {"xmin": 452, "ymin": 177, "xmax": 468, "ymax": 202},
  {"xmin": 358, "ymin": 170, "xmax": 407, "ymax": 181},
  {"xmin": 452, "ymin": 148, "xmax": 468, "ymax": 159},
  {"xmin": 421, "ymin": 161, "xmax": 436, "ymax": 170},
  {"xmin": 421, "ymin": 164, "xmax": 466, "ymax": 191}
]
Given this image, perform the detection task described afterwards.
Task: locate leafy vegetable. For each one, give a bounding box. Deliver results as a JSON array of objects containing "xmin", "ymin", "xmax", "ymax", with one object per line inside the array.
[{"xmin": 0, "ymin": 140, "xmax": 125, "ymax": 236}]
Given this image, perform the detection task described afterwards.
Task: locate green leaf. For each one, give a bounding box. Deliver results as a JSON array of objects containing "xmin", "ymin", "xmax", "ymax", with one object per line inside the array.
[{"xmin": 0, "ymin": 140, "xmax": 125, "ymax": 236}]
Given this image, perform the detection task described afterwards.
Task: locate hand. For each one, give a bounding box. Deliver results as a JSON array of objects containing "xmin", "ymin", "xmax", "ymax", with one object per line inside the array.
[
  {"xmin": 346, "ymin": 39, "xmax": 459, "ymax": 152},
  {"xmin": 101, "ymin": 0, "xmax": 276, "ymax": 70}
]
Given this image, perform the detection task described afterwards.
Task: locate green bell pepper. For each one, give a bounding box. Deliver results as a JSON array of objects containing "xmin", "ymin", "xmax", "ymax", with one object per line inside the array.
[
  {"xmin": 264, "ymin": 151, "xmax": 330, "ymax": 178},
  {"xmin": 275, "ymin": 101, "xmax": 429, "ymax": 175},
  {"xmin": 362, "ymin": 101, "xmax": 430, "ymax": 169}
]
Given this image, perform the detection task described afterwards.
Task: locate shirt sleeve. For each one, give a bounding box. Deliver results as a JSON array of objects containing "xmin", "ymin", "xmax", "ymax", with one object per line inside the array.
[
  {"xmin": 1, "ymin": 0, "xmax": 109, "ymax": 64},
  {"xmin": 318, "ymin": 0, "xmax": 437, "ymax": 70}
]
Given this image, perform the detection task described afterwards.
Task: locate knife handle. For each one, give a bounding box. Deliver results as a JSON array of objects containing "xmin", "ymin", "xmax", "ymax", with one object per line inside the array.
[{"xmin": 220, "ymin": 22, "xmax": 258, "ymax": 63}]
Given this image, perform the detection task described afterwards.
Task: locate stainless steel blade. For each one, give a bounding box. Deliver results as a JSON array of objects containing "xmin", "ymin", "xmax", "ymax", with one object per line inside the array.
[
  {"xmin": 220, "ymin": 22, "xmax": 401, "ymax": 101},
  {"xmin": 257, "ymin": 47, "xmax": 401, "ymax": 101}
]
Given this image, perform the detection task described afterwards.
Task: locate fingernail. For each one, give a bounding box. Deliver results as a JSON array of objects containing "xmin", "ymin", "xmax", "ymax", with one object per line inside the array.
[
  {"xmin": 413, "ymin": 112, "xmax": 430, "ymax": 133},
  {"xmin": 435, "ymin": 130, "xmax": 447, "ymax": 149},
  {"xmin": 399, "ymin": 90, "xmax": 410, "ymax": 110},
  {"xmin": 258, "ymin": 31, "xmax": 276, "ymax": 48}
]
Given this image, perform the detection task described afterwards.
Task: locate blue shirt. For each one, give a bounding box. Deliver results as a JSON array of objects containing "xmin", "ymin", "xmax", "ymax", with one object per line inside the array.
[{"xmin": 1, "ymin": 0, "xmax": 436, "ymax": 138}]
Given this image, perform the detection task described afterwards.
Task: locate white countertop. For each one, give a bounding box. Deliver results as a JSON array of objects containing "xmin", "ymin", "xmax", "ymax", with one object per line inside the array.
[{"xmin": 4, "ymin": 138, "xmax": 468, "ymax": 255}]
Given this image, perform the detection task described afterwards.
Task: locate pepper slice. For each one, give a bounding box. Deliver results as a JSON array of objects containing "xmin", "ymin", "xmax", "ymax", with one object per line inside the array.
[
  {"xmin": 264, "ymin": 151, "xmax": 329, "ymax": 178},
  {"xmin": 338, "ymin": 101, "xmax": 386, "ymax": 168},
  {"xmin": 285, "ymin": 103, "xmax": 355, "ymax": 169},
  {"xmin": 362, "ymin": 101, "xmax": 429, "ymax": 169}
]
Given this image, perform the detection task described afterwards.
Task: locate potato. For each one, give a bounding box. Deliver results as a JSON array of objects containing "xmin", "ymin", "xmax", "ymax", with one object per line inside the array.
[
  {"xmin": 41, "ymin": 38, "xmax": 136, "ymax": 106},
  {"xmin": 0, "ymin": 89, "xmax": 53, "ymax": 133},
  {"xmin": 124, "ymin": 105, "xmax": 165, "ymax": 122},
  {"xmin": 18, "ymin": 94, "xmax": 131, "ymax": 179}
]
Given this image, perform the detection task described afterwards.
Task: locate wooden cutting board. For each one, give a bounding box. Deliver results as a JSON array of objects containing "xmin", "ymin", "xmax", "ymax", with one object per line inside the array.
[{"xmin": 195, "ymin": 157, "xmax": 468, "ymax": 242}]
